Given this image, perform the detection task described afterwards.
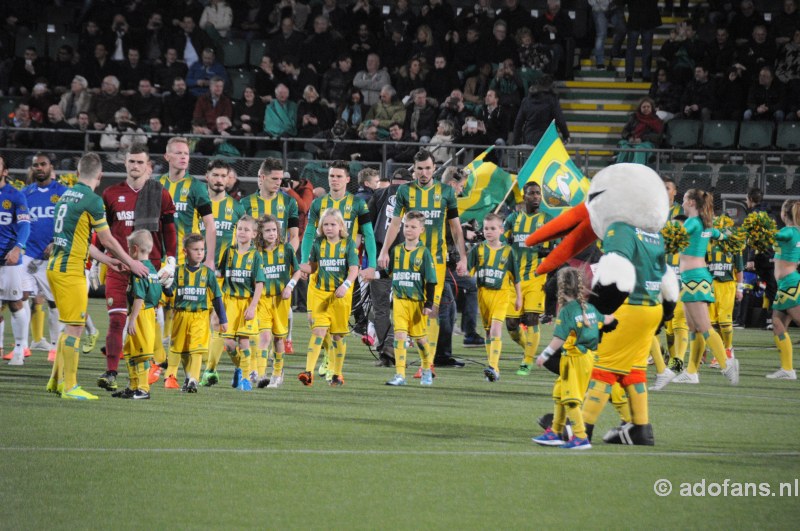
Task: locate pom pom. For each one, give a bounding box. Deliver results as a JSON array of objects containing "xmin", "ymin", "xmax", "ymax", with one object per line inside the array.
[
  {"xmin": 742, "ymin": 211, "xmax": 777, "ymax": 254},
  {"xmin": 713, "ymin": 215, "xmax": 746, "ymax": 254},
  {"xmin": 57, "ymin": 173, "xmax": 78, "ymax": 187},
  {"xmin": 661, "ymin": 220, "xmax": 689, "ymax": 255}
]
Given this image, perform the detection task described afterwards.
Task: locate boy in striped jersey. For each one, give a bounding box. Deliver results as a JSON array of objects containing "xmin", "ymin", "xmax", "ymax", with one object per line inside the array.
[
  {"xmin": 707, "ymin": 235, "xmax": 743, "ymax": 366},
  {"xmin": 215, "ymin": 215, "xmax": 265, "ymax": 391},
  {"xmin": 469, "ymin": 213, "xmax": 521, "ymax": 382},
  {"xmin": 299, "ymin": 209, "xmax": 360, "ymax": 387},
  {"xmin": 385, "ymin": 211, "xmax": 437, "ymax": 386},
  {"xmin": 171, "ymin": 233, "xmax": 227, "ymax": 393}
]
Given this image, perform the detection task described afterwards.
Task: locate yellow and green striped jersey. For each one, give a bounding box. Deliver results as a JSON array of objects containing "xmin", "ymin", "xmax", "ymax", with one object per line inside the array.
[
  {"xmin": 173, "ymin": 264, "xmax": 222, "ymax": 311},
  {"xmin": 309, "ymin": 237, "xmax": 359, "ymax": 291},
  {"xmin": 160, "ymin": 174, "xmax": 212, "ymax": 265},
  {"xmin": 200, "ymin": 195, "xmax": 245, "ymax": 267},
  {"xmin": 128, "ymin": 260, "xmax": 162, "ymax": 309},
  {"xmin": 393, "ymin": 182, "xmax": 458, "ymax": 263},
  {"xmin": 503, "ymin": 210, "xmax": 553, "ymax": 281},
  {"xmin": 47, "ymin": 182, "xmax": 109, "ymax": 275},
  {"xmin": 308, "ymin": 193, "xmax": 369, "ymax": 235},
  {"xmin": 391, "ymin": 241, "xmax": 436, "ymax": 301},
  {"xmin": 220, "ymin": 247, "xmax": 266, "ymax": 298},
  {"xmin": 468, "ymin": 242, "xmax": 519, "ymax": 290},
  {"xmin": 242, "ymin": 191, "xmax": 299, "ymax": 241},
  {"xmin": 258, "ymin": 243, "xmax": 299, "ymax": 296},
  {"xmin": 707, "ymin": 243, "xmax": 743, "ymax": 282}
]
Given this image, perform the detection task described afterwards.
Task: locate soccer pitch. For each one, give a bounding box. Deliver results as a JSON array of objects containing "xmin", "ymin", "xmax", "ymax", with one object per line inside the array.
[{"xmin": 1, "ymin": 300, "xmax": 798, "ymax": 529}]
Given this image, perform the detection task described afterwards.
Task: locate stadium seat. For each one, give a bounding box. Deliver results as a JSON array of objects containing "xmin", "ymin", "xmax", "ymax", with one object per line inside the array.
[
  {"xmin": 47, "ymin": 33, "xmax": 79, "ymax": 59},
  {"xmin": 227, "ymin": 68, "xmax": 254, "ymax": 100},
  {"xmin": 764, "ymin": 165, "xmax": 788, "ymax": 194},
  {"xmin": 701, "ymin": 120, "xmax": 738, "ymax": 149},
  {"xmin": 254, "ymin": 149, "xmax": 283, "ymax": 159},
  {"xmin": 738, "ymin": 120, "xmax": 774, "ymax": 150},
  {"xmin": 665, "ymin": 120, "xmax": 702, "ymax": 149},
  {"xmin": 15, "ymin": 31, "xmax": 46, "ymax": 57},
  {"xmin": 0, "ymin": 97, "xmax": 19, "ymax": 120},
  {"xmin": 791, "ymin": 172, "xmax": 800, "ymax": 195},
  {"xmin": 221, "ymin": 39, "xmax": 248, "ymax": 67},
  {"xmin": 678, "ymin": 163, "xmax": 713, "ymax": 192},
  {"xmin": 776, "ymin": 122, "xmax": 800, "ymax": 150},
  {"xmin": 287, "ymin": 150, "xmax": 314, "ymax": 160},
  {"xmin": 716, "ymin": 165, "xmax": 751, "ymax": 195},
  {"xmin": 649, "ymin": 162, "xmax": 679, "ymax": 181},
  {"xmin": 248, "ymin": 40, "xmax": 268, "ymax": 67}
]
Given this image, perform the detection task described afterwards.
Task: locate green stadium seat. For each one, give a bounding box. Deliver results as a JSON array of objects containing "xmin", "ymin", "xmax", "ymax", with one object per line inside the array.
[
  {"xmin": 15, "ymin": 31, "xmax": 46, "ymax": 57},
  {"xmin": 254, "ymin": 149, "xmax": 283, "ymax": 159},
  {"xmin": 716, "ymin": 165, "xmax": 750, "ymax": 194},
  {"xmin": 738, "ymin": 120, "xmax": 774, "ymax": 150},
  {"xmin": 764, "ymin": 165, "xmax": 788, "ymax": 194},
  {"xmin": 248, "ymin": 40, "xmax": 268, "ymax": 67},
  {"xmin": 776, "ymin": 122, "xmax": 800, "ymax": 150},
  {"xmin": 665, "ymin": 120, "xmax": 702, "ymax": 149},
  {"xmin": 47, "ymin": 33, "xmax": 79, "ymax": 59},
  {"xmin": 221, "ymin": 39, "xmax": 248, "ymax": 67},
  {"xmin": 679, "ymin": 163, "xmax": 713, "ymax": 191},
  {"xmin": 648, "ymin": 162, "xmax": 679, "ymax": 181},
  {"xmin": 701, "ymin": 120, "xmax": 738, "ymax": 149},
  {"xmin": 287, "ymin": 150, "xmax": 314, "ymax": 160},
  {"xmin": 227, "ymin": 68, "xmax": 254, "ymax": 100},
  {"xmin": 791, "ymin": 172, "xmax": 800, "ymax": 194}
]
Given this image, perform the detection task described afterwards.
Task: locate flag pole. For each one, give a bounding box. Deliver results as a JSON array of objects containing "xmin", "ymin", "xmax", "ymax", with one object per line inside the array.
[{"xmin": 493, "ymin": 182, "xmax": 518, "ymax": 214}]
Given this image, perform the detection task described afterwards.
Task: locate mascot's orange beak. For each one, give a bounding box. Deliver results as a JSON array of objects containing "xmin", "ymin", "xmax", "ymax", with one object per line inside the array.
[{"xmin": 524, "ymin": 202, "xmax": 597, "ymax": 275}]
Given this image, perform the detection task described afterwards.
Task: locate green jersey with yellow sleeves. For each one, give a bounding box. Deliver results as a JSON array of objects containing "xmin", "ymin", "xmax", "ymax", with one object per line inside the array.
[
  {"xmin": 393, "ymin": 181, "xmax": 458, "ymax": 263},
  {"xmin": 553, "ymin": 299, "xmax": 602, "ymax": 354},
  {"xmin": 503, "ymin": 210, "xmax": 553, "ymax": 281},
  {"xmin": 220, "ymin": 247, "xmax": 266, "ymax": 298},
  {"xmin": 242, "ymin": 191, "xmax": 299, "ymax": 241},
  {"xmin": 258, "ymin": 243, "xmax": 299, "ymax": 296},
  {"xmin": 603, "ymin": 221, "xmax": 665, "ymax": 306},
  {"xmin": 310, "ymin": 237, "xmax": 359, "ymax": 291},
  {"xmin": 47, "ymin": 182, "xmax": 109, "ymax": 275},
  {"xmin": 128, "ymin": 260, "xmax": 162, "ymax": 309},
  {"xmin": 201, "ymin": 195, "xmax": 245, "ymax": 267},
  {"xmin": 173, "ymin": 264, "xmax": 222, "ymax": 311},
  {"xmin": 468, "ymin": 242, "xmax": 519, "ymax": 290},
  {"xmin": 707, "ymin": 243, "xmax": 743, "ymax": 282},
  {"xmin": 159, "ymin": 174, "xmax": 212, "ymax": 265},
  {"xmin": 391, "ymin": 241, "xmax": 437, "ymax": 301}
]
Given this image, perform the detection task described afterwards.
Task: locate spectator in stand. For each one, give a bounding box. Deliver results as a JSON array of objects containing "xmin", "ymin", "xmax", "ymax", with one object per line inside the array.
[
  {"xmin": 136, "ymin": 12, "xmax": 170, "ymax": 64},
  {"xmin": 173, "ymin": 15, "xmax": 215, "ymax": 68},
  {"xmin": 117, "ymin": 47, "xmax": 152, "ymax": 96},
  {"xmin": 361, "ymin": 85, "xmax": 406, "ymax": 135},
  {"xmin": 517, "ymin": 28, "xmax": 554, "ymax": 74},
  {"xmin": 385, "ymin": 121, "xmax": 416, "ymax": 170},
  {"xmin": 162, "ymin": 77, "xmax": 196, "ymax": 133},
  {"xmin": 707, "ymin": 27, "xmax": 737, "ymax": 77},
  {"xmin": 394, "ymin": 56, "xmax": 427, "ymax": 102},
  {"xmin": 305, "ymin": 118, "xmax": 356, "ymax": 159},
  {"xmin": 658, "ymin": 20, "xmax": 708, "ymax": 85},
  {"xmin": 533, "ymin": 0, "xmax": 575, "ymax": 80},
  {"xmin": 83, "ymin": 43, "xmax": 118, "ymax": 89},
  {"xmin": 264, "ymin": 83, "xmax": 298, "ymax": 138},
  {"xmin": 75, "ymin": 112, "xmax": 93, "ymax": 149},
  {"xmin": 233, "ymin": 86, "xmax": 265, "ymax": 135},
  {"xmin": 455, "ymin": 0, "xmax": 496, "ymax": 37},
  {"xmin": 153, "ymin": 48, "xmax": 189, "ymax": 92},
  {"xmin": 775, "ymin": 29, "xmax": 800, "ymax": 84},
  {"xmin": 402, "ymin": 87, "xmax": 438, "ymax": 143},
  {"xmin": 744, "ymin": 66, "xmax": 786, "ymax": 123},
  {"xmin": 296, "ymin": 85, "xmax": 333, "ymax": 139},
  {"xmin": 729, "ymin": 0, "xmax": 765, "ymax": 46},
  {"xmin": 267, "ymin": 0, "xmax": 311, "ymax": 33},
  {"xmin": 0, "ymin": 103, "xmax": 37, "ymax": 168},
  {"xmin": 489, "ymin": 58, "xmax": 525, "ymax": 119},
  {"xmin": 301, "ymin": 16, "xmax": 341, "ymax": 77},
  {"xmin": 350, "ymin": 23, "xmax": 379, "ymax": 70},
  {"xmin": 449, "ymin": 25, "xmax": 482, "ymax": 81},
  {"xmin": 463, "ymin": 62, "xmax": 493, "ymax": 106},
  {"xmin": 192, "ymin": 76, "xmax": 233, "ymax": 132},
  {"xmin": 78, "ymin": 20, "xmax": 105, "ymax": 64},
  {"xmin": 309, "ymin": 0, "xmax": 349, "ymax": 36},
  {"xmin": 99, "ymin": 107, "xmax": 147, "ymax": 162},
  {"xmin": 772, "ymin": 0, "xmax": 800, "ymax": 48},
  {"xmin": 785, "ymin": 79, "xmax": 800, "ymax": 120},
  {"xmin": 146, "ymin": 116, "xmax": 169, "ymax": 156},
  {"xmin": 589, "ymin": 0, "xmax": 627, "ymax": 71},
  {"xmin": 321, "ymin": 54, "xmax": 355, "ymax": 108},
  {"xmin": 681, "ymin": 64, "xmax": 716, "ymax": 121},
  {"xmin": 438, "ymin": 88, "xmax": 468, "ymax": 134},
  {"xmin": 616, "ymin": 97, "xmax": 663, "ymax": 164},
  {"xmin": 50, "ymin": 46, "xmax": 81, "ymax": 95},
  {"xmin": 513, "ymin": 75, "xmax": 569, "ymax": 146},
  {"xmin": 10, "ymin": 47, "xmax": 46, "ymax": 96},
  {"xmin": 348, "ymin": 0, "xmax": 382, "ymax": 39},
  {"xmin": 649, "ymin": 68, "xmax": 682, "ymax": 123},
  {"xmin": 237, "ymin": 0, "xmax": 272, "ymax": 40},
  {"xmin": 59, "ymin": 76, "xmax": 93, "ymax": 126},
  {"xmin": 187, "ymin": 48, "xmax": 229, "ymax": 97},
  {"xmin": 268, "ymin": 17, "xmax": 306, "ymax": 64},
  {"xmin": 714, "ymin": 65, "xmax": 749, "ymax": 120},
  {"xmin": 484, "ymin": 20, "xmax": 518, "ymax": 66},
  {"xmin": 353, "ymin": 53, "xmax": 391, "ymax": 107},
  {"xmin": 89, "ymin": 75, "xmax": 125, "ymax": 131},
  {"xmin": 128, "ymin": 79, "xmax": 162, "ymax": 126},
  {"xmin": 429, "ymin": 119, "xmax": 456, "ymax": 163},
  {"xmin": 36, "ymin": 105, "xmax": 82, "ymax": 154},
  {"xmin": 338, "ymin": 87, "xmax": 368, "ymax": 133},
  {"xmin": 736, "ymin": 24, "xmax": 777, "ymax": 82},
  {"xmin": 625, "ymin": 0, "xmax": 661, "ymax": 82},
  {"xmin": 419, "ymin": 0, "xmax": 456, "ymax": 44},
  {"xmin": 106, "ymin": 14, "xmax": 136, "ymax": 62},
  {"xmin": 279, "ymin": 56, "xmax": 319, "ymax": 99},
  {"xmin": 410, "ymin": 24, "xmax": 440, "ymax": 67},
  {"xmin": 498, "ymin": 0, "xmax": 534, "ymax": 38},
  {"xmin": 459, "ymin": 112, "xmax": 489, "ymax": 146},
  {"xmin": 477, "ymin": 88, "xmax": 510, "ymax": 144},
  {"xmin": 199, "ymin": 0, "xmax": 233, "ymax": 39},
  {"xmin": 255, "ymin": 55, "xmax": 279, "ymax": 104},
  {"xmin": 352, "ymin": 124, "xmax": 383, "ymax": 161},
  {"xmin": 382, "ymin": 24, "xmax": 413, "ymax": 76},
  {"xmin": 425, "ymin": 53, "xmax": 460, "ymax": 105},
  {"xmin": 195, "ymin": 115, "xmax": 245, "ymax": 156},
  {"xmin": 26, "ymin": 84, "xmax": 58, "ymax": 124},
  {"xmin": 384, "ymin": 0, "xmax": 417, "ymax": 40},
  {"xmin": 225, "ymin": 165, "xmax": 245, "ymax": 201}
]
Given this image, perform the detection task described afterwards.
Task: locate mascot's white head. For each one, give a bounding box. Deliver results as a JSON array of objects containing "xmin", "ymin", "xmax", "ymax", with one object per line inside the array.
[{"xmin": 526, "ymin": 163, "xmax": 669, "ymax": 274}]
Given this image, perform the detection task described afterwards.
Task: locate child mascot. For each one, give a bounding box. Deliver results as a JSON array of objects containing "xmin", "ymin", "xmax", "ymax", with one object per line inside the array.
[{"xmin": 526, "ymin": 163, "xmax": 677, "ymax": 445}]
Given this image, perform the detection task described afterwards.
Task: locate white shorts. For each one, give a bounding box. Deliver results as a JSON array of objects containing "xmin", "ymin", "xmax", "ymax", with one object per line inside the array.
[
  {"xmin": 0, "ymin": 264, "xmax": 24, "ymax": 302},
  {"xmin": 21, "ymin": 255, "xmax": 54, "ymax": 301}
]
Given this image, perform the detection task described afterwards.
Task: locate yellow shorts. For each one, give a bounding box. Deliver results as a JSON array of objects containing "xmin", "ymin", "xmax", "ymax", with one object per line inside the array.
[
  {"xmin": 222, "ymin": 295, "xmax": 258, "ymax": 338},
  {"xmin": 393, "ymin": 297, "xmax": 427, "ymax": 339},
  {"xmin": 552, "ymin": 350, "xmax": 594, "ymax": 405},
  {"xmin": 594, "ymin": 303, "xmax": 662, "ymax": 374},
  {"xmin": 310, "ymin": 287, "xmax": 353, "ymax": 335},
  {"xmin": 171, "ymin": 309, "xmax": 211, "ymax": 355},
  {"xmin": 506, "ymin": 275, "xmax": 546, "ymax": 318},
  {"xmin": 478, "ymin": 287, "xmax": 510, "ymax": 330},
  {"xmin": 710, "ymin": 280, "xmax": 736, "ymax": 326},
  {"xmin": 125, "ymin": 307, "xmax": 156, "ymax": 357},
  {"xmin": 46, "ymin": 271, "xmax": 88, "ymax": 326},
  {"xmin": 665, "ymin": 299, "xmax": 687, "ymax": 334},
  {"xmin": 433, "ymin": 261, "xmax": 446, "ymax": 307},
  {"xmin": 258, "ymin": 294, "xmax": 291, "ymax": 336}
]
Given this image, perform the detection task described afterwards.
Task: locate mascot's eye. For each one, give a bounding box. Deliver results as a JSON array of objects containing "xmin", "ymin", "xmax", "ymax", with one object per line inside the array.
[{"xmin": 588, "ymin": 190, "xmax": 605, "ymax": 202}]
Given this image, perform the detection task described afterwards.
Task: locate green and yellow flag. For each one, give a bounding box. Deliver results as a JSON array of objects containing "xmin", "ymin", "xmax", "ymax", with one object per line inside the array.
[
  {"xmin": 457, "ymin": 147, "xmax": 522, "ymax": 225},
  {"xmin": 517, "ymin": 121, "xmax": 590, "ymax": 218}
]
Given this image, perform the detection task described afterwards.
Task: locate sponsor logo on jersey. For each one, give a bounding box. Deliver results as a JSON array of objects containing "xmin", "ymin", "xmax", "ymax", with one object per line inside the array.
[
  {"xmin": 118, "ymin": 196, "xmax": 125, "ymax": 202},
  {"xmin": 50, "ymin": 194, "xmax": 59, "ymax": 204},
  {"xmin": 2, "ymin": 200, "xmax": 10, "ymax": 210}
]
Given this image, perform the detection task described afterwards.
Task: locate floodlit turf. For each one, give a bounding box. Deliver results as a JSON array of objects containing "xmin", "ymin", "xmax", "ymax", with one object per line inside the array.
[{"xmin": 1, "ymin": 300, "xmax": 799, "ymax": 529}]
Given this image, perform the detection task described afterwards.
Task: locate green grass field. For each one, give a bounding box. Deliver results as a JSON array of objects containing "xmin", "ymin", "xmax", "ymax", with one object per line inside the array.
[{"xmin": 1, "ymin": 300, "xmax": 799, "ymax": 529}]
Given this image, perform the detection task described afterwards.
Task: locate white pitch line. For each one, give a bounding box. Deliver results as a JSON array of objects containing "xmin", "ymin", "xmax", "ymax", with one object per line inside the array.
[{"xmin": 0, "ymin": 447, "xmax": 798, "ymax": 458}]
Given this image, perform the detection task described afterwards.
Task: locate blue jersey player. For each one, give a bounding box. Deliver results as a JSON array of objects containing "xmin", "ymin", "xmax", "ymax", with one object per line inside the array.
[
  {"xmin": 23, "ymin": 154, "xmax": 68, "ymax": 357},
  {"xmin": 0, "ymin": 154, "xmax": 31, "ymax": 365}
]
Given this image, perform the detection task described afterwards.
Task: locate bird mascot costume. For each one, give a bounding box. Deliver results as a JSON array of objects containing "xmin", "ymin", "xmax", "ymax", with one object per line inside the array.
[{"xmin": 526, "ymin": 164, "xmax": 678, "ymax": 445}]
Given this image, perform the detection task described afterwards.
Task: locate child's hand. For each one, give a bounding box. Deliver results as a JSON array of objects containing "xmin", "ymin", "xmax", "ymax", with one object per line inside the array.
[
  {"xmin": 423, "ymin": 307, "xmax": 431, "ymax": 316},
  {"xmin": 536, "ymin": 353, "xmax": 547, "ymax": 367},
  {"xmin": 281, "ymin": 287, "xmax": 292, "ymax": 299},
  {"xmin": 219, "ymin": 322, "xmax": 228, "ymax": 334},
  {"xmin": 515, "ymin": 296, "xmax": 522, "ymax": 312},
  {"xmin": 335, "ymin": 285, "xmax": 347, "ymax": 298},
  {"xmin": 244, "ymin": 306, "xmax": 256, "ymax": 321},
  {"xmin": 127, "ymin": 320, "xmax": 137, "ymax": 336}
]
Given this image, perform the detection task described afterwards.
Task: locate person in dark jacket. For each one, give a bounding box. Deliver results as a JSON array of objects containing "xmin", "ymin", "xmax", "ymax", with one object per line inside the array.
[
  {"xmin": 649, "ymin": 67, "xmax": 682, "ymax": 122},
  {"xmin": 743, "ymin": 66, "xmax": 786, "ymax": 122},
  {"xmin": 616, "ymin": 97, "xmax": 663, "ymax": 163},
  {"xmin": 625, "ymin": 0, "xmax": 661, "ymax": 81},
  {"xmin": 680, "ymin": 64, "xmax": 716, "ymax": 120},
  {"xmin": 402, "ymin": 88, "xmax": 438, "ymax": 143},
  {"xmin": 162, "ymin": 77, "xmax": 197, "ymax": 133},
  {"xmin": 513, "ymin": 75, "xmax": 570, "ymax": 146},
  {"xmin": 713, "ymin": 66, "xmax": 748, "ymax": 120}
]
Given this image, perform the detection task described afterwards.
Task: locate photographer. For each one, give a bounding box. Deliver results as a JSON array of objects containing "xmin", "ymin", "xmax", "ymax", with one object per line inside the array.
[{"xmin": 438, "ymin": 89, "xmax": 468, "ymax": 136}]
